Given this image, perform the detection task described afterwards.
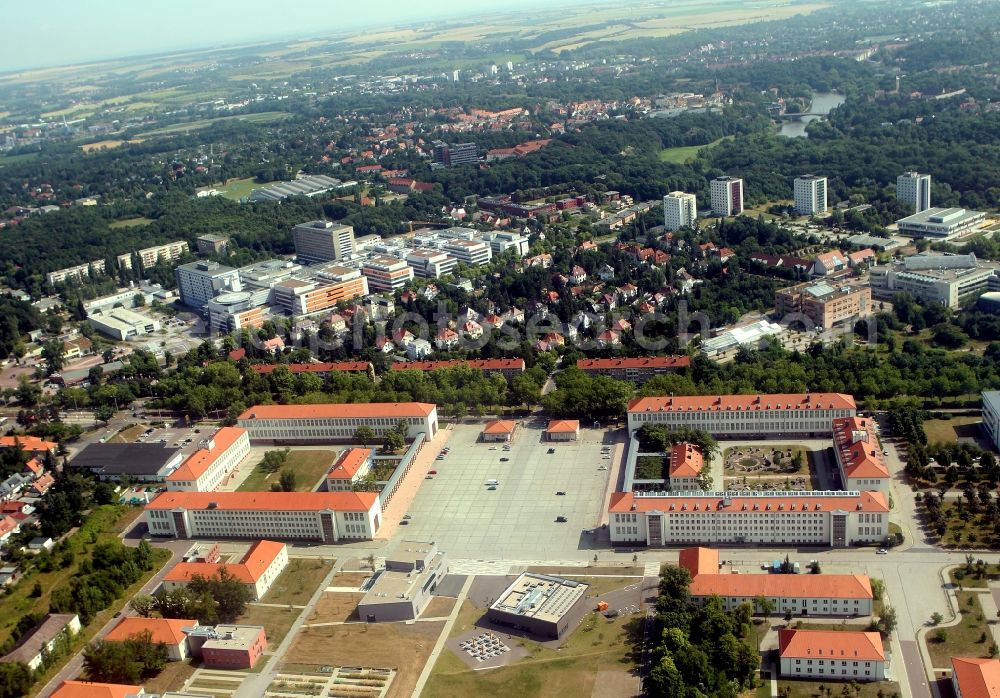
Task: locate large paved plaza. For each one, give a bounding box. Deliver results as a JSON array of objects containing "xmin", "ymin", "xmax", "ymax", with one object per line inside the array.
[{"xmin": 397, "ymin": 422, "xmax": 616, "ymax": 558}]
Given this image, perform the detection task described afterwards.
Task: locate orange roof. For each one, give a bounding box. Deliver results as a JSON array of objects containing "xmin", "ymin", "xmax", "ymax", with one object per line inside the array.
[
  {"xmin": 252, "ymin": 362, "xmax": 372, "ymax": 375},
  {"xmin": 833, "ymin": 417, "xmax": 890, "ymax": 479},
  {"xmin": 238, "ymin": 402, "xmax": 436, "ymax": 420},
  {"xmin": 608, "ymin": 490, "xmax": 889, "ymax": 514},
  {"xmin": 669, "ymin": 443, "xmax": 703, "ymax": 478},
  {"xmin": 146, "ymin": 491, "xmax": 379, "ymax": 512},
  {"xmin": 482, "ymin": 420, "xmax": 516, "ymax": 435},
  {"xmin": 694, "ymin": 573, "xmax": 873, "ymax": 601},
  {"xmin": 0, "ymin": 435, "xmax": 56, "ymax": 452},
  {"xmin": 51, "ymin": 680, "xmax": 143, "ymax": 698},
  {"xmin": 546, "ymin": 420, "xmax": 579, "ymax": 433},
  {"xmin": 104, "ymin": 616, "xmax": 195, "ymax": 646},
  {"xmin": 167, "ymin": 427, "xmax": 247, "ymax": 482},
  {"xmin": 327, "ymin": 448, "xmax": 373, "ymax": 480},
  {"xmin": 578, "ymin": 356, "xmax": 690, "ymax": 370},
  {"xmin": 165, "ymin": 540, "xmax": 286, "ymax": 585},
  {"xmin": 678, "ymin": 547, "xmax": 718, "ymax": 578},
  {"xmin": 628, "ymin": 393, "xmax": 856, "ymax": 413},
  {"xmin": 389, "ymin": 359, "xmax": 524, "ymax": 372},
  {"xmin": 952, "ymin": 657, "xmax": 1000, "ymax": 698},
  {"xmin": 778, "ymin": 628, "xmax": 884, "ymax": 661}
]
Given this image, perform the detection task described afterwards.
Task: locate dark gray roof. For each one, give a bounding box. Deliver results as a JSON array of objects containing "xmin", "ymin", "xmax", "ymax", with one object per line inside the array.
[
  {"xmin": 70, "ymin": 442, "xmax": 181, "ymax": 476},
  {"xmin": 1, "ymin": 614, "xmax": 78, "ymax": 664}
]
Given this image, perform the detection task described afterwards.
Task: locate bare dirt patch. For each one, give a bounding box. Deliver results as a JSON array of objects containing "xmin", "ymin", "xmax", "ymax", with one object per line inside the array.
[
  {"xmin": 421, "ymin": 596, "xmax": 457, "ymax": 619},
  {"xmin": 307, "ymin": 592, "xmax": 366, "ymax": 623}
]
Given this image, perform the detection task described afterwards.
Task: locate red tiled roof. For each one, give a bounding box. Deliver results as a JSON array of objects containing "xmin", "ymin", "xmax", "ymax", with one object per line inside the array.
[
  {"xmin": 778, "ymin": 628, "xmax": 884, "ymax": 661},
  {"xmin": 952, "ymin": 657, "xmax": 1000, "ymax": 698},
  {"xmin": 546, "ymin": 420, "xmax": 579, "ymax": 433},
  {"xmin": 669, "ymin": 443, "xmax": 703, "ymax": 477},
  {"xmin": 147, "ymin": 491, "xmax": 379, "ymax": 512},
  {"xmin": 678, "ymin": 547, "xmax": 718, "ymax": 578},
  {"xmin": 628, "ymin": 393, "xmax": 856, "ymax": 413},
  {"xmin": 0, "ymin": 436, "xmax": 57, "ymax": 452},
  {"xmin": 696, "ymin": 573, "xmax": 873, "ymax": 601},
  {"xmin": 389, "ymin": 359, "xmax": 524, "ymax": 372},
  {"xmin": 833, "ymin": 417, "xmax": 890, "ymax": 479},
  {"xmin": 51, "ymin": 681, "xmax": 144, "ymax": 698},
  {"xmin": 238, "ymin": 402, "xmax": 436, "ymax": 420},
  {"xmin": 577, "ymin": 356, "xmax": 690, "ymax": 370},
  {"xmin": 167, "ymin": 427, "xmax": 247, "ymax": 482},
  {"xmin": 608, "ymin": 490, "xmax": 888, "ymax": 514},
  {"xmin": 165, "ymin": 540, "xmax": 286, "ymax": 584},
  {"xmin": 327, "ymin": 448, "xmax": 373, "ymax": 480},
  {"xmin": 251, "ymin": 362, "xmax": 372, "ymax": 375},
  {"xmin": 482, "ymin": 420, "xmax": 516, "ymax": 435},
  {"xmin": 104, "ymin": 616, "xmax": 195, "ymax": 646}
]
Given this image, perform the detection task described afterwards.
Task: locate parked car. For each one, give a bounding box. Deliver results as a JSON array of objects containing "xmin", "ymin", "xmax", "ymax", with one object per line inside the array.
[
  {"xmin": 555, "ymin": 515, "xmax": 567, "ymax": 522},
  {"xmin": 428, "ymin": 469, "xmax": 438, "ymax": 475},
  {"xmin": 556, "ymin": 491, "xmax": 566, "ymax": 496},
  {"xmin": 500, "ymin": 457, "xmax": 509, "ymax": 462},
  {"xmin": 547, "ymin": 448, "xmax": 556, "ymax": 454}
]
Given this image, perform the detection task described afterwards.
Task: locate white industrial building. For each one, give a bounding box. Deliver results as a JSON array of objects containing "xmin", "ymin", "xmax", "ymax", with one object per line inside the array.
[
  {"xmin": 895, "ymin": 207, "xmax": 986, "ymax": 240},
  {"xmin": 87, "ymin": 307, "xmax": 160, "ymax": 340},
  {"xmin": 869, "ymin": 253, "xmax": 997, "ymax": 308}
]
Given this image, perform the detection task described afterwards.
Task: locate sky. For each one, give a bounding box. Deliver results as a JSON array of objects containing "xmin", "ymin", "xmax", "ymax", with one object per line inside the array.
[{"xmin": 1, "ymin": 0, "xmax": 588, "ymax": 72}]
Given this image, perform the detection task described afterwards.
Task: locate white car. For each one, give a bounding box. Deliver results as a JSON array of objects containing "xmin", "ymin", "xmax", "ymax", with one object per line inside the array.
[{"xmin": 597, "ymin": 465, "xmax": 608, "ymax": 471}]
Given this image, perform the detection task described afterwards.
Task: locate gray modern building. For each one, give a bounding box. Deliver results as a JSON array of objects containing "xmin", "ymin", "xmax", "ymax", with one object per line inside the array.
[
  {"xmin": 486, "ymin": 573, "xmax": 590, "ymax": 639},
  {"xmin": 292, "ymin": 220, "xmax": 356, "ymax": 263},
  {"xmin": 175, "ymin": 261, "xmax": 241, "ymax": 310},
  {"xmin": 69, "ymin": 443, "xmax": 185, "ymax": 482},
  {"xmin": 356, "ymin": 541, "xmax": 448, "ymax": 622},
  {"xmin": 895, "ymin": 207, "xmax": 985, "ymax": 240}
]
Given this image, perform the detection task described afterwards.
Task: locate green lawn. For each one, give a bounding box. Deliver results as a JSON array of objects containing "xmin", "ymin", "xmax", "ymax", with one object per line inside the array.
[
  {"xmin": 238, "ymin": 450, "xmax": 336, "ymax": 492},
  {"xmin": 923, "ymin": 416, "xmax": 983, "ymax": 443},
  {"xmin": 925, "ymin": 591, "xmax": 993, "ymax": 668},
  {"xmin": 199, "ymin": 176, "xmax": 280, "ymax": 201},
  {"xmin": 658, "ymin": 135, "xmax": 734, "ymax": 163},
  {"xmin": 262, "ymin": 558, "xmax": 335, "ymax": 606},
  {"xmin": 777, "ymin": 679, "xmax": 901, "ymax": 697},
  {"xmin": 951, "ymin": 563, "xmax": 1000, "ymax": 589}
]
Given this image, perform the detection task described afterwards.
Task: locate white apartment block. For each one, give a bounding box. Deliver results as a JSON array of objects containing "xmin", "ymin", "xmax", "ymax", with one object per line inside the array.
[
  {"xmin": 406, "ymin": 249, "xmax": 458, "ymax": 278},
  {"xmin": 485, "ymin": 231, "xmax": 530, "ymax": 257},
  {"xmin": 710, "ymin": 176, "xmax": 744, "ymax": 217},
  {"xmin": 897, "ymin": 171, "xmax": 931, "ymax": 213},
  {"xmin": 779, "ymin": 629, "xmax": 887, "ymax": 681},
  {"xmin": 442, "ymin": 238, "xmax": 493, "ymax": 266},
  {"xmin": 237, "ymin": 402, "xmax": 439, "ymax": 441},
  {"xmin": 145, "ymin": 491, "xmax": 383, "ymax": 542},
  {"xmin": 609, "ymin": 490, "xmax": 889, "ymax": 547},
  {"xmin": 166, "ymin": 427, "xmax": 251, "ymax": 492},
  {"xmin": 627, "ymin": 393, "xmax": 856, "ymax": 438},
  {"xmin": 794, "ymin": 175, "xmax": 828, "ymax": 216},
  {"xmin": 117, "ymin": 241, "xmax": 189, "ymax": 271},
  {"xmin": 292, "ymin": 220, "xmax": 356, "ymax": 263},
  {"xmin": 362, "ymin": 256, "xmax": 414, "ymax": 292},
  {"xmin": 663, "ymin": 191, "xmax": 697, "ymax": 231},
  {"xmin": 47, "ymin": 260, "xmax": 106, "ymax": 286},
  {"xmin": 175, "ymin": 261, "xmax": 241, "ymax": 310},
  {"xmin": 983, "ymin": 391, "xmax": 1000, "ymax": 453}
]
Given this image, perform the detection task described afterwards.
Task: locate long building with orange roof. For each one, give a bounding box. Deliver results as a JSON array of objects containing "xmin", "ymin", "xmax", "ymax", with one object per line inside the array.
[
  {"xmin": 627, "ymin": 393, "xmax": 856, "ymax": 437},
  {"xmin": 326, "ymin": 448, "xmax": 374, "ymax": 491},
  {"xmin": 952, "ymin": 656, "xmax": 1000, "ymax": 698},
  {"xmin": 145, "ymin": 491, "xmax": 382, "ymax": 542},
  {"xmin": 104, "ymin": 616, "xmax": 196, "ymax": 661},
  {"xmin": 50, "ymin": 680, "xmax": 144, "ymax": 698},
  {"xmin": 251, "ymin": 362, "xmax": 374, "ymax": 379},
  {"xmin": 0, "ymin": 435, "xmax": 57, "ymax": 455},
  {"xmin": 678, "ymin": 547, "xmax": 874, "ymax": 617},
  {"xmin": 609, "ymin": 490, "xmax": 888, "ymax": 547},
  {"xmin": 389, "ymin": 358, "xmax": 525, "ymax": 378},
  {"xmin": 237, "ymin": 402, "xmax": 438, "ymax": 442},
  {"xmin": 163, "ymin": 540, "xmax": 288, "ymax": 600},
  {"xmin": 778, "ymin": 628, "xmax": 886, "ymax": 680},
  {"xmin": 166, "ymin": 427, "xmax": 250, "ymax": 492},
  {"xmin": 832, "ymin": 416, "xmax": 890, "ymax": 494},
  {"xmin": 576, "ymin": 356, "xmax": 690, "ymax": 382}
]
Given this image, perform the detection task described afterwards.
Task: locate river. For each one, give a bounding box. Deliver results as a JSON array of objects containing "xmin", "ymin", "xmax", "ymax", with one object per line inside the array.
[{"xmin": 777, "ymin": 92, "xmax": 845, "ymax": 138}]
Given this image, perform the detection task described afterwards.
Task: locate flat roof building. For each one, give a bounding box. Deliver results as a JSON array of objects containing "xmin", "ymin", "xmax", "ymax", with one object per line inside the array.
[
  {"xmin": 487, "ymin": 573, "xmax": 590, "ymax": 639},
  {"xmin": 145, "ymin": 491, "xmax": 382, "ymax": 542},
  {"xmin": 389, "ymin": 358, "xmax": 525, "ymax": 378},
  {"xmin": 69, "ymin": 442, "xmax": 185, "ymax": 482},
  {"xmin": 442, "ymin": 238, "xmax": 493, "ymax": 267},
  {"xmin": 896, "ymin": 207, "xmax": 986, "ymax": 240},
  {"xmin": 710, "ymin": 176, "xmax": 744, "ymax": 217},
  {"xmin": 897, "ymin": 171, "xmax": 931, "ymax": 213},
  {"xmin": 775, "ymin": 282, "xmax": 871, "ymax": 330},
  {"xmin": 664, "ymin": 191, "xmax": 697, "ymax": 231},
  {"xmin": 609, "ymin": 490, "xmax": 888, "ymax": 547},
  {"xmin": 869, "ymin": 252, "xmax": 997, "ymax": 308},
  {"xmin": 176, "ymin": 261, "xmax": 241, "ymax": 310},
  {"xmin": 362, "ymin": 255, "xmax": 414, "ymax": 292},
  {"xmin": 197, "ymin": 233, "xmax": 230, "ymax": 255},
  {"xmin": 117, "ymin": 241, "xmax": 189, "ymax": 271},
  {"xmin": 406, "ymin": 248, "xmax": 458, "ymax": 278},
  {"xmin": 88, "ymin": 307, "xmax": 161, "ymax": 340},
  {"xmin": 793, "ymin": 175, "xmax": 828, "ymax": 216},
  {"xmin": 237, "ymin": 402, "xmax": 439, "ymax": 442},
  {"xmin": 248, "ymin": 174, "xmax": 344, "ymax": 203},
  {"xmin": 983, "ymin": 391, "xmax": 1000, "ymax": 454},
  {"xmin": 272, "ymin": 275, "xmax": 369, "ymax": 316},
  {"xmin": 193, "ymin": 624, "xmax": 267, "ymax": 670},
  {"xmin": 628, "ymin": 393, "xmax": 856, "ymax": 437},
  {"xmin": 357, "ymin": 540, "xmax": 449, "ymax": 622},
  {"xmin": 292, "ymin": 220, "xmax": 356, "ymax": 263}
]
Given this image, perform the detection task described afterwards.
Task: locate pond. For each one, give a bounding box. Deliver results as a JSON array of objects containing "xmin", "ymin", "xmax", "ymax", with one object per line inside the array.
[{"xmin": 777, "ymin": 92, "xmax": 845, "ymax": 138}]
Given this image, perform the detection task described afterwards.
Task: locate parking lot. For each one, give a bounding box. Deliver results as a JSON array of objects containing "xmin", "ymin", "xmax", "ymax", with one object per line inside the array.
[{"xmin": 396, "ymin": 422, "xmax": 614, "ymax": 559}]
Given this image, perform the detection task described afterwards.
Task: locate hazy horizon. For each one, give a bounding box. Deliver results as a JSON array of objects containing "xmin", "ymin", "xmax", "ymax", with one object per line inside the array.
[{"xmin": 2, "ymin": 0, "xmax": 609, "ymax": 73}]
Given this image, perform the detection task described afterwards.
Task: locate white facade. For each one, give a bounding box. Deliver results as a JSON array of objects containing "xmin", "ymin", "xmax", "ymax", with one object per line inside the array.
[
  {"xmin": 361, "ymin": 256, "xmax": 414, "ymax": 292},
  {"xmin": 983, "ymin": 391, "xmax": 1000, "ymax": 453},
  {"xmin": 609, "ymin": 491, "xmax": 888, "ymax": 547},
  {"xmin": 237, "ymin": 403, "xmax": 439, "ymax": 441},
  {"xmin": 779, "ymin": 630, "xmax": 887, "ymax": 681},
  {"xmin": 292, "ymin": 220, "xmax": 356, "ymax": 262},
  {"xmin": 663, "ymin": 191, "xmax": 697, "ymax": 231},
  {"xmin": 485, "ymin": 231, "xmax": 530, "ymax": 257},
  {"xmin": 442, "ymin": 239, "xmax": 493, "ymax": 267},
  {"xmin": 897, "ymin": 171, "xmax": 931, "ymax": 213},
  {"xmin": 627, "ymin": 393, "xmax": 856, "ymax": 437},
  {"xmin": 166, "ymin": 428, "xmax": 251, "ymax": 492},
  {"xmin": 710, "ymin": 177, "xmax": 744, "ymax": 217},
  {"xmin": 117, "ymin": 241, "xmax": 189, "ymax": 271},
  {"xmin": 88, "ymin": 307, "xmax": 161, "ymax": 340},
  {"xmin": 407, "ymin": 249, "xmax": 458, "ymax": 278},
  {"xmin": 146, "ymin": 492, "xmax": 382, "ymax": 542},
  {"xmin": 794, "ymin": 175, "xmax": 828, "ymax": 216},
  {"xmin": 176, "ymin": 261, "xmax": 241, "ymax": 310}
]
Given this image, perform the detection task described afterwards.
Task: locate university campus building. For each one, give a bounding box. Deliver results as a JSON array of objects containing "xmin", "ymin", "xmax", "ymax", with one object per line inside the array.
[
  {"xmin": 162, "ymin": 540, "xmax": 289, "ymax": 601},
  {"xmin": 832, "ymin": 417, "xmax": 890, "ymax": 494},
  {"xmin": 145, "ymin": 491, "xmax": 382, "ymax": 542},
  {"xmin": 778, "ymin": 629, "xmax": 887, "ymax": 681},
  {"xmin": 608, "ymin": 490, "xmax": 889, "ymax": 547},
  {"xmin": 237, "ymin": 403, "xmax": 439, "ymax": 442},
  {"xmin": 627, "ymin": 393, "xmax": 856, "ymax": 438},
  {"xmin": 165, "ymin": 427, "xmax": 251, "ymax": 492},
  {"xmin": 575, "ymin": 356, "xmax": 690, "ymax": 383}
]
